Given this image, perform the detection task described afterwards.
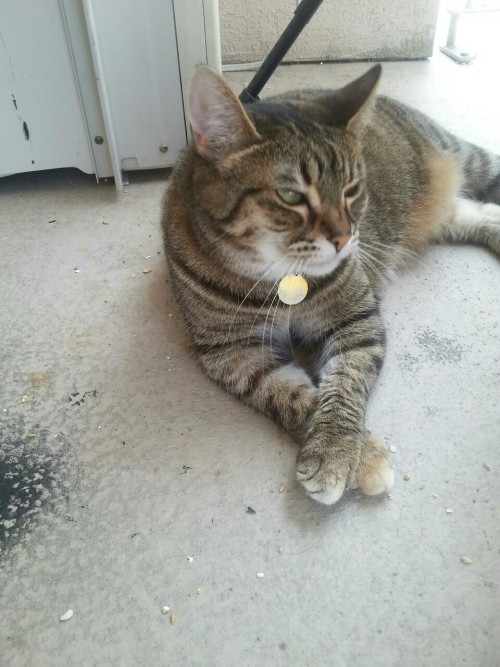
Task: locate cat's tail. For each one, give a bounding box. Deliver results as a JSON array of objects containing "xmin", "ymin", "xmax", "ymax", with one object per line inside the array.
[
  {"xmin": 406, "ymin": 103, "xmax": 500, "ymax": 203},
  {"xmin": 453, "ymin": 141, "xmax": 500, "ymax": 204}
]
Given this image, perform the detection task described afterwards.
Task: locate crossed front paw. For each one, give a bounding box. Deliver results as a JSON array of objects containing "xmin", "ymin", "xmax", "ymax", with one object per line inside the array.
[{"xmin": 296, "ymin": 431, "xmax": 394, "ymax": 505}]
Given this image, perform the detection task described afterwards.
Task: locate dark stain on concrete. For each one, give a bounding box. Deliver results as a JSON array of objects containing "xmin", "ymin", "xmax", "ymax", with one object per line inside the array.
[
  {"xmin": 399, "ymin": 352, "xmax": 420, "ymax": 374},
  {"xmin": 416, "ymin": 328, "xmax": 465, "ymax": 364},
  {"xmin": 68, "ymin": 389, "xmax": 98, "ymax": 407},
  {"xmin": 0, "ymin": 415, "xmax": 76, "ymax": 557}
]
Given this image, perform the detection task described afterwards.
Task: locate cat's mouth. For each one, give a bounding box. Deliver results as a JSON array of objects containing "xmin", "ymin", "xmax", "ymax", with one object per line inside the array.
[
  {"xmin": 247, "ymin": 234, "xmax": 358, "ymax": 282},
  {"xmin": 291, "ymin": 234, "xmax": 358, "ymax": 278}
]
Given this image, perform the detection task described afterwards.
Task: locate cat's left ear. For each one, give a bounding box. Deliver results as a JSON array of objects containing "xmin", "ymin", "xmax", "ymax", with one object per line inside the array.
[
  {"xmin": 316, "ymin": 64, "xmax": 382, "ymax": 131},
  {"xmin": 188, "ymin": 65, "xmax": 261, "ymax": 163}
]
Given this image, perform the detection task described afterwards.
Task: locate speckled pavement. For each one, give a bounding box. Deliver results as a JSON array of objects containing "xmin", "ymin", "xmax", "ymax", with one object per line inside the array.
[{"xmin": 1, "ymin": 54, "xmax": 499, "ymax": 666}]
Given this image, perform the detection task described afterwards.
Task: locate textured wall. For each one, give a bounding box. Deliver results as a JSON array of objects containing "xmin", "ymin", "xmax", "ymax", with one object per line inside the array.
[{"xmin": 219, "ymin": 0, "xmax": 440, "ymax": 63}]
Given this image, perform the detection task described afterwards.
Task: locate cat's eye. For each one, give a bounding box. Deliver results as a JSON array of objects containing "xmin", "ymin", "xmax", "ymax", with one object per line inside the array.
[
  {"xmin": 276, "ymin": 188, "xmax": 306, "ymax": 206},
  {"xmin": 344, "ymin": 182, "xmax": 361, "ymax": 199}
]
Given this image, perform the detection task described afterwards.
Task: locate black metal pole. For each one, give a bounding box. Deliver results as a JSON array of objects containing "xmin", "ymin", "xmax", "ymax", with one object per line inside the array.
[{"xmin": 239, "ymin": 0, "xmax": 325, "ymax": 104}]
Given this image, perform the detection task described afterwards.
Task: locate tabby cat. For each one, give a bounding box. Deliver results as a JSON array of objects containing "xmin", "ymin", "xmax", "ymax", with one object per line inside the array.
[{"xmin": 161, "ymin": 65, "xmax": 500, "ymax": 505}]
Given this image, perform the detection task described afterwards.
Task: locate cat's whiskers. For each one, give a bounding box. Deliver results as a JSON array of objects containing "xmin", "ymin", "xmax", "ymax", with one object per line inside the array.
[
  {"xmin": 270, "ymin": 257, "xmax": 312, "ymax": 368},
  {"xmin": 294, "ymin": 257, "xmax": 306, "ymax": 276},
  {"xmin": 249, "ymin": 258, "xmax": 297, "ymax": 350},
  {"xmin": 270, "ymin": 257, "xmax": 305, "ymax": 360},
  {"xmin": 362, "ymin": 238, "xmax": 416, "ymax": 260},
  {"xmin": 358, "ymin": 243, "xmax": 388, "ymax": 264},
  {"xmin": 263, "ymin": 258, "xmax": 301, "ymax": 367},
  {"xmin": 357, "ymin": 248, "xmax": 387, "ymax": 282},
  {"xmin": 206, "ymin": 228, "xmax": 232, "ymax": 244},
  {"xmin": 226, "ymin": 254, "xmax": 291, "ymax": 346},
  {"xmin": 363, "ymin": 241, "xmax": 416, "ymax": 277},
  {"xmin": 268, "ymin": 294, "xmax": 282, "ymax": 364},
  {"xmin": 358, "ymin": 251, "xmax": 385, "ymax": 279},
  {"xmin": 359, "ymin": 249, "xmax": 387, "ymax": 271},
  {"xmin": 286, "ymin": 302, "xmax": 295, "ymax": 363},
  {"xmin": 277, "ymin": 256, "xmax": 311, "ymax": 368},
  {"xmin": 362, "ymin": 238, "xmax": 417, "ymax": 271}
]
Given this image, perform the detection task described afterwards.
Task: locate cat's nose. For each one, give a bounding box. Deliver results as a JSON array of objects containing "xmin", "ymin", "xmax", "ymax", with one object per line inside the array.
[{"xmin": 333, "ymin": 234, "xmax": 350, "ymax": 252}]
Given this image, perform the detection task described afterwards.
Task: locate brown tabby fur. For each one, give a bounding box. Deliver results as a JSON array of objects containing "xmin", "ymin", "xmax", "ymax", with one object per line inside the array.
[{"xmin": 161, "ymin": 65, "xmax": 500, "ymax": 505}]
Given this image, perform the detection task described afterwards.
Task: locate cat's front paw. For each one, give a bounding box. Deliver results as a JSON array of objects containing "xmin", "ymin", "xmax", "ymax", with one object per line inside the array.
[
  {"xmin": 296, "ymin": 435, "xmax": 361, "ymax": 505},
  {"xmin": 355, "ymin": 432, "xmax": 394, "ymax": 496}
]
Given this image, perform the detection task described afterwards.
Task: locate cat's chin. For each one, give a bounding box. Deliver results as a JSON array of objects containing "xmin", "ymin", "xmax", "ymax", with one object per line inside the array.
[
  {"xmin": 303, "ymin": 256, "xmax": 346, "ymax": 278},
  {"xmin": 302, "ymin": 243, "xmax": 356, "ymax": 278},
  {"xmin": 241, "ymin": 237, "xmax": 357, "ymax": 281}
]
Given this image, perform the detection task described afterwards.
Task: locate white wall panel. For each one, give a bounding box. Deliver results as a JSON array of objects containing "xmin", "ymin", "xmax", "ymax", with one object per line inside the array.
[
  {"xmin": 0, "ymin": 0, "xmax": 220, "ymax": 187},
  {"xmin": 219, "ymin": 0, "xmax": 441, "ymax": 63},
  {"xmin": 85, "ymin": 0, "xmax": 186, "ymax": 172},
  {"xmin": 0, "ymin": 0, "xmax": 95, "ymax": 177}
]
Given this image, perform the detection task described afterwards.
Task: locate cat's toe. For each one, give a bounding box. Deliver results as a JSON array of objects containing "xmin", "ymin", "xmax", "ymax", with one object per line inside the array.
[
  {"xmin": 296, "ymin": 446, "xmax": 355, "ymax": 505},
  {"xmin": 356, "ymin": 433, "xmax": 394, "ymax": 496}
]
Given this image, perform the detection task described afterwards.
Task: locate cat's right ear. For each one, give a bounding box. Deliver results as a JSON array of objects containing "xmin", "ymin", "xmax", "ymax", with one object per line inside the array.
[{"xmin": 188, "ymin": 66, "xmax": 261, "ymax": 162}]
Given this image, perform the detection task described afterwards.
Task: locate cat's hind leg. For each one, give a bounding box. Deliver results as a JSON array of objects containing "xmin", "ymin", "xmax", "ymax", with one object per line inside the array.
[{"xmin": 436, "ymin": 197, "xmax": 500, "ymax": 255}]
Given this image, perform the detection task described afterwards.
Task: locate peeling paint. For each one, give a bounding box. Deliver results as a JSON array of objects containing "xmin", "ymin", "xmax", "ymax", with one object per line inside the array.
[{"xmin": 22, "ymin": 121, "xmax": 29, "ymax": 141}]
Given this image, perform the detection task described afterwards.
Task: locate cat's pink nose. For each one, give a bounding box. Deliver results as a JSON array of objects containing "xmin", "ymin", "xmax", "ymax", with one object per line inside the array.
[{"xmin": 333, "ymin": 234, "xmax": 350, "ymax": 252}]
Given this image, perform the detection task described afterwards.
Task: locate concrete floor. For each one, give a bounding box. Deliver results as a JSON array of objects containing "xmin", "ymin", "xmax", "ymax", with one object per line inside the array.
[{"xmin": 1, "ymin": 52, "xmax": 499, "ymax": 666}]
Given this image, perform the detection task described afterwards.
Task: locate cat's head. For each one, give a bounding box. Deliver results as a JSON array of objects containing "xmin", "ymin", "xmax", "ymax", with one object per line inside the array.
[{"xmin": 187, "ymin": 65, "xmax": 381, "ymax": 281}]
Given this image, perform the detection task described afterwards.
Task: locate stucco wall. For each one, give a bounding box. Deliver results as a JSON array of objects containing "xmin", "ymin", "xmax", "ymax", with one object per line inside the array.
[{"xmin": 219, "ymin": 0, "xmax": 441, "ymax": 63}]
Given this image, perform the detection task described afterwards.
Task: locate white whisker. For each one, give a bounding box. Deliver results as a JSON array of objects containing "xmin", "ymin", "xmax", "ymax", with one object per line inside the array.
[
  {"xmin": 206, "ymin": 228, "xmax": 232, "ymax": 244},
  {"xmin": 227, "ymin": 254, "xmax": 291, "ymax": 344},
  {"xmin": 268, "ymin": 294, "xmax": 281, "ymax": 362},
  {"xmin": 247, "ymin": 257, "xmax": 297, "ymax": 348},
  {"xmin": 360, "ymin": 248, "xmax": 387, "ymax": 269},
  {"xmin": 363, "ymin": 238, "xmax": 415, "ymax": 259},
  {"xmin": 358, "ymin": 248, "xmax": 386, "ymax": 281},
  {"xmin": 262, "ymin": 291, "xmax": 280, "ymax": 370}
]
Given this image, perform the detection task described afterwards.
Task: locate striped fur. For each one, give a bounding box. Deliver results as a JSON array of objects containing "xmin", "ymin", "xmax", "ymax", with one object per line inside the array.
[{"xmin": 161, "ymin": 65, "xmax": 500, "ymax": 505}]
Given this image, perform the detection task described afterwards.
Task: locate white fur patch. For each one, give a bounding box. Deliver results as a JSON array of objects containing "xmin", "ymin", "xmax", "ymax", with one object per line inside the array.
[
  {"xmin": 251, "ymin": 235, "xmax": 358, "ymax": 282},
  {"xmin": 455, "ymin": 198, "xmax": 500, "ymax": 224},
  {"xmin": 304, "ymin": 236, "xmax": 358, "ymax": 277},
  {"xmin": 357, "ymin": 457, "xmax": 394, "ymax": 496},
  {"xmin": 299, "ymin": 476, "xmax": 347, "ymax": 506}
]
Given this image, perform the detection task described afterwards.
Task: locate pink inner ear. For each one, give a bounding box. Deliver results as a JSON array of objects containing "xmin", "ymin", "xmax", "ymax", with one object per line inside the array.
[
  {"xmin": 188, "ymin": 66, "xmax": 260, "ymax": 161},
  {"xmin": 188, "ymin": 76, "xmax": 214, "ymax": 155},
  {"xmin": 191, "ymin": 128, "xmax": 206, "ymax": 157}
]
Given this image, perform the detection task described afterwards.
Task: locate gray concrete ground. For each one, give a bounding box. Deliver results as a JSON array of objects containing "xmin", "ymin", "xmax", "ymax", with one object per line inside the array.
[{"xmin": 1, "ymin": 52, "xmax": 499, "ymax": 666}]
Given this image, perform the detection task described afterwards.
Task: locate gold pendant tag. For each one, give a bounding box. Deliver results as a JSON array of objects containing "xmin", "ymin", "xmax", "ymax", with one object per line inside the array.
[{"xmin": 277, "ymin": 275, "xmax": 308, "ymax": 305}]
